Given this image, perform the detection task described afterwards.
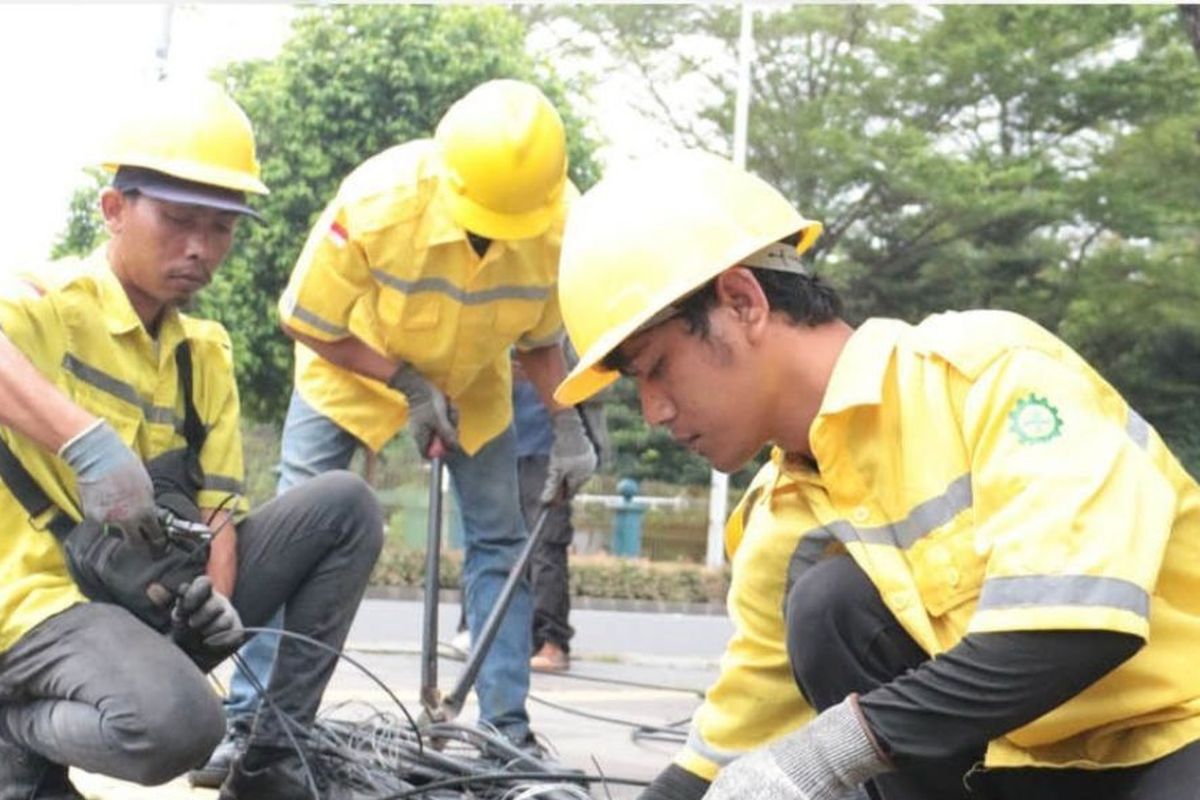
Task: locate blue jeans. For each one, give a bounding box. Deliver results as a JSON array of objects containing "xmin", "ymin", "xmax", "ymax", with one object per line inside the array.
[{"xmin": 226, "ymin": 391, "xmax": 532, "ymax": 738}]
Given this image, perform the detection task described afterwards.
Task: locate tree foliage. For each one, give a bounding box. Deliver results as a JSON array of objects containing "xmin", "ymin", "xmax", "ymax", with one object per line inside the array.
[
  {"xmin": 530, "ymin": 4, "xmax": 1200, "ymax": 476},
  {"xmin": 49, "ymin": 169, "xmax": 106, "ymax": 261}
]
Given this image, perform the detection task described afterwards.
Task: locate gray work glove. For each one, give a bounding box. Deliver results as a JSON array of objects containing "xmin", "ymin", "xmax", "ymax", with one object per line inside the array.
[
  {"xmin": 59, "ymin": 419, "xmax": 164, "ymax": 550},
  {"xmin": 388, "ymin": 364, "xmax": 459, "ymax": 458},
  {"xmin": 173, "ymin": 576, "xmax": 244, "ymax": 651},
  {"xmin": 541, "ymin": 408, "xmax": 598, "ymax": 503},
  {"xmin": 703, "ymin": 698, "xmax": 889, "ymax": 800}
]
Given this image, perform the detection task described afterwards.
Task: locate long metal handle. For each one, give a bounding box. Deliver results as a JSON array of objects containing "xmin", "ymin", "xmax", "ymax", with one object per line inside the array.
[
  {"xmin": 419, "ymin": 456, "xmax": 444, "ymax": 714},
  {"xmin": 441, "ymin": 500, "xmax": 555, "ymax": 718}
]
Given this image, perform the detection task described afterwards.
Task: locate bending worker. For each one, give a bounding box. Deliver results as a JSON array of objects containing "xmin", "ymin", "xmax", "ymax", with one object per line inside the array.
[
  {"xmin": 0, "ymin": 80, "xmax": 381, "ymax": 800},
  {"xmin": 552, "ymin": 149, "xmax": 1200, "ymax": 800},
  {"xmin": 214, "ymin": 78, "xmax": 597, "ymax": 760}
]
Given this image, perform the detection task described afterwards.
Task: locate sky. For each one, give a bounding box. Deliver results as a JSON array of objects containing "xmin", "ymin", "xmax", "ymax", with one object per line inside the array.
[
  {"xmin": 0, "ymin": 4, "xmax": 672, "ymax": 272},
  {"xmin": 0, "ymin": 4, "xmax": 295, "ymax": 270}
]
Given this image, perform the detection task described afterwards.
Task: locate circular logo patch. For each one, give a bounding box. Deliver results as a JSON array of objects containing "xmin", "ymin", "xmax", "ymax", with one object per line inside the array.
[{"xmin": 1008, "ymin": 393, "xmax": 1063, "ymax": 445}]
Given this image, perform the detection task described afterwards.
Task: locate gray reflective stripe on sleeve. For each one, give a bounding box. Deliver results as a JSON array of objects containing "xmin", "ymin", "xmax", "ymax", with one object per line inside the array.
[
  {"xmin": 827, "ymin": 473, "xmax": 973, "ymax": 550},
  {"xmin": 203, "ymin": 475, "xmax": 244, "ymax": 495},
  {"xmin": 288, "ymin": 304, "xmax": 348, "ymax": 338},
  {"xmin": 685, "ymin": 725, "xmax": 743, "ymax": 768},
  {"xmin": 62, "ymin": 354, "xmax": 180, "ymax": 428},
  {"xmin": 370, "ymin": 271, "xmax": 551, "ymax": 305},
  {"xmin": 978, "ymin": 574, "xmax": 1150, "ymax": 619},
  {"xmin": 516, "ymin": 328, "xmax": 565, "ymax": 350},
  {"xmin": 1126, "ymin": 408, "xmax": 1150, "ymax": 450}
]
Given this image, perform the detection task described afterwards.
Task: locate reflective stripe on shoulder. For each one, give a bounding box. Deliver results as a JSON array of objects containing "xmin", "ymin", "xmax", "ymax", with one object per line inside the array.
[
  {"xmin": 370, "ymin": 270, "xmax": 551, "ymax": 305},
  {"xmin": 978, "ymin": 574, "xmax": 1150, "ymax": 619},
  {"xmin": 827, "ymin": 473, "xmax": 972, "ymax": 550},
  {"xmin": 62, "ymin": 354, "xmax": 179, "ymax": 427},
  {"xmin": 1126, "ymin": 407, "xmax": 1150, "ymax": 450},
  {"xmin": 685, "ymin": 725, "xmax": 743, "ymax": 768}
]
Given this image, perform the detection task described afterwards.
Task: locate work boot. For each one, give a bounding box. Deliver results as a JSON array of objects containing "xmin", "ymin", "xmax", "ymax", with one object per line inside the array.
[
  {"xmin": 0, "ymin": 737, "xmax": 83, "ymax": 800},
  {"xmin": 218, "ymin": 749, "xmax": 368, "ymax": 800},
  {"xmin": 188, "ymin": 715, "xmax": 250, "ymax": 788},
  {"xmin": 530, "ymin": 641, "xmax": 570, "ymax": 672}
]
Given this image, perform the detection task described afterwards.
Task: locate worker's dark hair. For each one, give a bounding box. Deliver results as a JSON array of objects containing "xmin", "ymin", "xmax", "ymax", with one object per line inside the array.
[
  {"xmin": 674, "ymin": 264, "xmax": 842, "ymax": 340},
  {"xmin": 600, "ymin": 235, "xmax": 841, "ymax": 373}
]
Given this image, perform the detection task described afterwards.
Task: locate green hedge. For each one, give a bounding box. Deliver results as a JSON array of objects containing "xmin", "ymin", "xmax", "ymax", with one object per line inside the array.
[{"xmin": 371, "ymin": 546, "xmax": 730, "ymax": 605}]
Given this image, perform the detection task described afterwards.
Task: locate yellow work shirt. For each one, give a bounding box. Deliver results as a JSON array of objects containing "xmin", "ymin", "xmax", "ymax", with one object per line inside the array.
[
  {"xmin": 672, "ymin": 463, "xmax": 819, "ymax": 781},
  {"xmin": 279, "ymin": 139, "xmax": 571, "ymax": 455},
  {"xmin": 706, "ymin": 309, "xmax": 1199, "ymax": 773},
  {"xmin": 0, "ymin": 251, "xmax": 248, "ymax": 653}
]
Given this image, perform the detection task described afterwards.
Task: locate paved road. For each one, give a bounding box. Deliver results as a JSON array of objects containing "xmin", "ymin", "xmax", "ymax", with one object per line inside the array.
[{"xmin": 73, "ymin": 600, "xmax": 734, "ymax": 799}]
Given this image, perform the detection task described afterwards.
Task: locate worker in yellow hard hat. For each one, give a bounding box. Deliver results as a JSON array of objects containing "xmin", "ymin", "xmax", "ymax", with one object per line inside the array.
[
  {"xmin": 0, "ymin": 79, "xmax": 382, "ymax": 800},
  {"xmin": 555, "ymin": 149, "xmax": 1200, "ymax": 800},
  {"xmin": 197, "ymin": 78, "xmax": 596, "ymax": 773}
]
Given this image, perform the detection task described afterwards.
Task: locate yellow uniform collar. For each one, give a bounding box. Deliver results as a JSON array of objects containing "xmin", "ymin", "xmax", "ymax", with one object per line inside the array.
[{"xmin": 818, "ymin": 318, "xmax": 909, "ymax": 416}]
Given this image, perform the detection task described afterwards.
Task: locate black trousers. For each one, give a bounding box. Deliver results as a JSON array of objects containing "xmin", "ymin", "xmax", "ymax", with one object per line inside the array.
[
  {"xmin": 0, "ymin": 470, "xmax": 382, "ymax": 790},
  {"xmin": 517, "ymin": 454, "xmax": 575, "ymax": 652},
  {"xmin": 784, "ymin": 555, "xmax": 1200, "ymax": 800}
]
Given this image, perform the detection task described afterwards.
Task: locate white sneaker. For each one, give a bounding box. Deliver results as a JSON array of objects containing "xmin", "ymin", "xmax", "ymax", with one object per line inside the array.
[{"xmin": 449, "ymin": 628, "xmax": 472, "ymax": 655}]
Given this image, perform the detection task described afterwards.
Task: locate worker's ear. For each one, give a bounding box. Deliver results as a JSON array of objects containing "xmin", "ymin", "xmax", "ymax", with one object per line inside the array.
[
  {"xmin": 99, "ymin": 188, "xmax": 128, "ymax": 235},
  {"xmin": 713, "ymin": 267, "xmax": 770, "ymax": 344}
]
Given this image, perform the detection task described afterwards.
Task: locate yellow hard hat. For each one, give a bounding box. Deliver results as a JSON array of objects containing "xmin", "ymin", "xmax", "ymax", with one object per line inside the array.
[
  {"xmin": 100, "ymin": 80, "xmax": 268, "ymax": 196},
  {"xmin": 553, "ymin": 149, "xmax": 822, "ymax": 406},
  {"xmin": 435, "ymin": 79, "xmax": 567, "ymax": 240}
]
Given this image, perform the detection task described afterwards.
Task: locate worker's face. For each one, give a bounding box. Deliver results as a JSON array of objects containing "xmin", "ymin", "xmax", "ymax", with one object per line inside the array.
[
  {"xmin": 615, "ymin": 306, "xmax": 768, "ymax": 473},
  {"xmin": 103, "ymin": 189, "xmax": 239, "ymax": 320}
]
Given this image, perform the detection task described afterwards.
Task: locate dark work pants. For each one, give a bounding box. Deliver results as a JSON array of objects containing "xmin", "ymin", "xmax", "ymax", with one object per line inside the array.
[
  {"xmin": 0, "ymin": 470, "xmax": 382, "ymax": 791},
  {"xmin": 518, "ymin": 454, "xmax": 575, "ymax": 652},
  {"xmin": 784, "ymin": 555, "xmax": 1200, "ymax": 800}
]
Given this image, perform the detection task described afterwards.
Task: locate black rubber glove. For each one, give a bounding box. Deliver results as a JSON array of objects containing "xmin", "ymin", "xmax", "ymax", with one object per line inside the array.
[{"xmin": 173, "ymin": 576, "xmax": 244, "ymax": 652}]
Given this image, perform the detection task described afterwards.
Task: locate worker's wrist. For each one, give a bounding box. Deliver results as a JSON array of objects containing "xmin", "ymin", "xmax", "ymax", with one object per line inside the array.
[
  {"xmin": 768, "ymin": 696, "xmax": 890, "ymax": 795},
  {"xmin": 550, "ymin": 406, "xmax": 585, "ymax": 434},
  {"xmin": 58, "ymin": 418, "xmax": 126, "ymax": 478},
  {"xmin": 387, "ymin": 363, "xmax": 426, "ymax": 401}
]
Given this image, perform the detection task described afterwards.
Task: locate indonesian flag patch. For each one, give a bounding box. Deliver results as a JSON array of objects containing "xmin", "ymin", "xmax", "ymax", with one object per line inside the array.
[{"xmin": 327, "ymin": 219, "xmax": 349, "ymax": 248}]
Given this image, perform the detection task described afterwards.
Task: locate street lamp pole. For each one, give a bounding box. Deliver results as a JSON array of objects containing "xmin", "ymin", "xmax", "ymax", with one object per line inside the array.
[{"xmin": 155, "ymin": 4, "xmax": 174, "ymax": 80}]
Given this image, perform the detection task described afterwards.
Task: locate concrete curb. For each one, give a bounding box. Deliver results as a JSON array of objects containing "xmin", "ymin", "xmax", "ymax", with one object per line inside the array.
[
  {"xmin": 345, "ymin": 639, "xmax": 722, "ymax": 673},
  {"xmin": 365, "ymin": 586, "xmax": 727, "ymax": 616}
]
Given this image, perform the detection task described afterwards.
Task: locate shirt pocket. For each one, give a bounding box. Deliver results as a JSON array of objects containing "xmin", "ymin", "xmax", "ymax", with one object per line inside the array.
[
  {"xmin": 909, "ymin": 521, "xmax": 985, "ymax": 617},
  {"xmin": 66, "ymin": 369, "xmax": 145, "ymax": 445},
  {"xmin": 377, "ymin": 284, "xmax": 442, "ymax": 331}
]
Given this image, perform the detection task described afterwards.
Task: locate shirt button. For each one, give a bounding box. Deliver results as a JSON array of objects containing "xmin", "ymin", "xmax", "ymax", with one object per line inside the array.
[
  {"xmin": 946, "ymin": 568, "xmax": 961, "ymax": 588},
  {"xmin": 889, "ymin": 591, "xmax": 912, "ymax": 611},
  {"xmin": 851, "ymin": 506, "xmax": 870, "ymax": 524}
]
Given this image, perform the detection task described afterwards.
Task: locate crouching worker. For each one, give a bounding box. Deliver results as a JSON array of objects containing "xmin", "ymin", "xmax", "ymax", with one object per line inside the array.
[
  {"xmin": 0, "ymin": 80, "xmax": 382, "ymax": 800},
  {"xmin": 554, "ymin": 149, "xmax": 1200, "ymax": 800}
]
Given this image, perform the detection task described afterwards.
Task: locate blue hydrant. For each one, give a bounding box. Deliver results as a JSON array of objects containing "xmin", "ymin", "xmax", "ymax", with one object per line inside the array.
[{"xmin": 611, "ymin": 477, "xmax": 648, "ymax": 558}]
